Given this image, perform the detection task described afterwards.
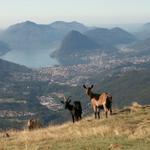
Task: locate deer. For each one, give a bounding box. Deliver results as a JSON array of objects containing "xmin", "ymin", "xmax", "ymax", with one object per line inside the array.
[
  {"xmin": 27, "ymin": 119, "xmax": 42, "ymax": 130},
  {"xmin": 83, "ymin": 85, "xmax": 112, "ymax": 119},
  {"xmin": 61, "ymin": 96, "xmax": 82, "ymax": 123}
]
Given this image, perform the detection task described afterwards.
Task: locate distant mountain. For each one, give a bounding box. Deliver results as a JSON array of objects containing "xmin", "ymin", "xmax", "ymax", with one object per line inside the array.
[
  {"xmin": 55, "ymin": 27, "xmax": 136, "ymax": 58},
  {"xmin": 0, "ymin": 21, "xmax": 64, "ymax": 50},
  {"xmin": 85, "ymin": 27, "xmax": 137, "ymax": 46},
  {"xmin": 54, "ymin": 30, "xmax": 100, "ymax": 57},
  {"xmin": 50, "ymin": 21, "xmax": 89, "ymax": 33},
  {"xmin": 0, "ymin": 41, "xmax": 10, "ymax": 56},
  {"xmin": 0, "ymin": 21, "xmax": 90, "ymax": 50},
  {"xmin": 134, "ymin": 23, "xmax": 150, "ymax": 40},
  {"xmin": 0, "ymin": 21, "xmax": 137, "ymax": 54},
  {"xmin": 127, "ymin": 37, "xmax": 150, "ymax": 55}
]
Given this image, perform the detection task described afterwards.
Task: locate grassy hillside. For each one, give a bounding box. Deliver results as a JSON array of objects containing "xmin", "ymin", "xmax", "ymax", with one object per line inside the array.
[{"xmin": 0, "ymin": 104, "xmax": 150, "ymax": 150}]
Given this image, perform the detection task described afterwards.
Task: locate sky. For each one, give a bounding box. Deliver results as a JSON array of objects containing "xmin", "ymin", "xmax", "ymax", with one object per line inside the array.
[{"xmin": 0, "ymin": 0, "xmax": 150, "ymax": 28}]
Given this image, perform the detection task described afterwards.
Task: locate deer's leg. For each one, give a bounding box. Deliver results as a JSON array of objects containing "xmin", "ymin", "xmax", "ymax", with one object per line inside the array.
[
  {"xmin": 103, "ymin": 104, "xmax": 108, "ymax": 118},
  {"xmin": 79, "ymin": 112, "xmax": 82, "ymax": 120},
  {"xmin": 95, "ymin": 111, "xmax": 97, "ymax": 119},
  {"xmin": 72, "ymin": 114, "xmax": 75, "ymax": 123},
  {"xmin": 74, "ymin": 111, "xmax": 77, "ymax": 121},
  {"xmin": 110, "ymin": 103, "xmax": 113, "ymax": 115},
  {"xmin": 76, "ymin": 114, "xmax": 79, "ymax": 121},
  {"xmin": 97, "ymin": 107, "xmax": 100, "ymax": 119},
  {"xmin": 80, "ymin": 113, "xmax": 82, "ymax": 119},
  {"xmin": 109, "ymin": 106, "xmax": 112, "ymax": 115},
  {"xmin": 106, "ymin": 110, "xmax": 108, "ymax": 118},
  {"xmin": 93, "ymin": 106, "xmax": 97, "ymax": 119}
]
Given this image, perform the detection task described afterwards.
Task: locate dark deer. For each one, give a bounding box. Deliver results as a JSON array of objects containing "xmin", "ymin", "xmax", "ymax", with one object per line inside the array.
[
  {"xmin": 61, "ymin": 96, "xmax": 82, "ymax": 123},
  {"xmin": 83, "ymin": 85, "xmax": 112, "ymax": 119}
]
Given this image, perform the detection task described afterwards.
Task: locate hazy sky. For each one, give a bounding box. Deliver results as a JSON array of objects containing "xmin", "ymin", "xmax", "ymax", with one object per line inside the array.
[{"xmin": 0, "ymin": 0, "xmax": 150, "ymax": 28}]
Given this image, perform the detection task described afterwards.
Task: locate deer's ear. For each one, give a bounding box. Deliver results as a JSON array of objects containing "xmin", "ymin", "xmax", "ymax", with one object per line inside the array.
[
  {"xmin": 61, "ymin": 101, "xmax": 64, "ymax": 104},
  {"xmin": 91, "ymin": 85, "xmax": 94, "ymax": 89},
  {"xmin": 83, "ymin": 85, "xmax": 87, "ymax": 89}
]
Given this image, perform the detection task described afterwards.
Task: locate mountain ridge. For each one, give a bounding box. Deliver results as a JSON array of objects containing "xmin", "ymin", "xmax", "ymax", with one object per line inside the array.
[
  {"xmin": 0, "ymin": 20, "xmax": 90, "ymax": 50},
  {"xmin": 85, "ymin": 27, "xmax": 137, "ymax": 46}
]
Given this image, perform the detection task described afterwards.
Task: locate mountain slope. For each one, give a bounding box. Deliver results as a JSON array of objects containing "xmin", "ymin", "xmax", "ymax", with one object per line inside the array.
[
  {"xmin": 0, "ymin": 58, "xmax": 30, "ymax": 73},
  {"xmin": 93, "ymin": 68, "xmax": 150, "ymax": 107},
  {"xmin": 54, "ymin": 30, "xmax": 100, "ymax": 56},
  {"xmin": 134, "ymin": 23, "xmax": 150, "ymax": 40},
  {"xmin": 0, "ymin": 21, "xmax": 64, "ymax": 50},
  {"xmin": 85, "ymin": 27, "xmax": 137, "ymax": 46},
  {"xmin": 0, "ymin": 59, "xmax": 64, "ymax": 129},
  {"xmin": 0, "ymin": 58, "xmax": 30, "ymax": 81},
  {"xmin": 127, "ymin": 37, "xmax": 150, "ymax": 55},
  {"xmin": 0, "ymin": 41, "xmax": 10, "ymax": 56}
]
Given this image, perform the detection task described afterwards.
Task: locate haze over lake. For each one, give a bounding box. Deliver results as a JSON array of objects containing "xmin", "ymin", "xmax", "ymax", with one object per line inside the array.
[{"xmin": 0, "ymin": 49, "xmax": 59, "ymax": 68}]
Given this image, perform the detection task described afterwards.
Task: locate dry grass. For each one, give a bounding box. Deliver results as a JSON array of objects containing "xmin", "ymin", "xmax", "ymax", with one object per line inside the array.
[{"xmin": 0, "ymin": 104, "xmax": 150, "ymax": 150}]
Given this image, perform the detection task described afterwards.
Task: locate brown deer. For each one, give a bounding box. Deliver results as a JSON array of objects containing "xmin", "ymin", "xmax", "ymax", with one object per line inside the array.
[
  {"xmin": 27, "ymin": 119, "xmax": 42, "ymax": 130},
  {"xmin": 83, "ymin": 85, "xmax": 112, "ymax": 119}
]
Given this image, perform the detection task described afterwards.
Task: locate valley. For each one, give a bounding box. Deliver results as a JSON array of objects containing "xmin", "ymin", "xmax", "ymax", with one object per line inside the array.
[
  {"xmin": 0, "ymin": 20, "xmax": 150, "ymax": 130},
  {"xmin": 0, "ymin": 51, "xmax": 150, "ymax": 129}
]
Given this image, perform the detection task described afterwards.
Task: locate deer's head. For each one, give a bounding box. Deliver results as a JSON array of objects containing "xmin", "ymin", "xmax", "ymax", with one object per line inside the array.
[
  {"xmin": 61, "ymin": 96, "xmax": 71, "ymax": 109},
  {"xmin": 83, "ymin": 85, "xmax": 94, "ymax": 96}
]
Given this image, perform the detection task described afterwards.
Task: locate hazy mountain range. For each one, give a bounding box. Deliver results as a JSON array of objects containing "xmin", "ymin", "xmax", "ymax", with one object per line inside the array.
[
  {"xmin": 0, "ymin": 20, "xmax": 138, "ymax": 53},
  {"xmin": 0, "ymin": 21, "xmax": 150, "ymax": 64},
  {"xmin": 0, "ymin": 21, "xmax": 89, "ymax": 50},
  {"xmin": 0, "ymin": 20, "xmax": 150, "ymax": 66},
  {"xmin": 85, "ymin": 27, "xmax": 137, "ymax": 46},
  {"xmin": 53, "ymin": 26, "xmax": 137, "ymax": 61}
]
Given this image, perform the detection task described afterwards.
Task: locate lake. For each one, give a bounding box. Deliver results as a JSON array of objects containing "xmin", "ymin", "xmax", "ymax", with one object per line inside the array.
[{"xmin": 0, "ymin": 49, "xmax": 59, "ymax": 68}]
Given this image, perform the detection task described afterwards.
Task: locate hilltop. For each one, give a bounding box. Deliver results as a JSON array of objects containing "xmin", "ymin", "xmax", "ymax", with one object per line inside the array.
[
  {"xmin": 0, "ymin": 103, "xmax": 150, "ymax": 150},
  {"xmin": 50, "ymin": 21, "xmax": 88, "ymax": 33},
  {"xmin": 55, "ymin": 30, "xmax": 99, "ymax": 55},
  {"xmin": 52, "ymin": 30, "xmax": 100, "ymax": 65}
]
